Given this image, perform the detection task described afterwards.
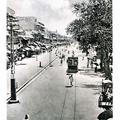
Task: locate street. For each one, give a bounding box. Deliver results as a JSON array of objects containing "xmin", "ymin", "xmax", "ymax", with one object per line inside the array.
[
  {"xmin": 7, "ymin": 46, "xmax": 104, "ymax": 120},
  {"xmin": 7, "ymin": 48, "xmax": 57, "ymax": 97},
  {"xmin": 6, "ymin": 0, "xmax": 113, "ymax": 119}
]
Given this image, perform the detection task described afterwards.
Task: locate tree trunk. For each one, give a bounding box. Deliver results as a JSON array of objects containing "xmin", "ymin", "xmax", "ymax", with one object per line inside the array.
[
  {"xmin": 103, "ymin": 50, "xmax": 112, "ymax": 80},
  {"xmin": 104, "ymin": 60, "xmax": 112, "ymax": 80},
  {"xmin": 100, "ymin": 51, "xmax": 104, "ymax": 71}
]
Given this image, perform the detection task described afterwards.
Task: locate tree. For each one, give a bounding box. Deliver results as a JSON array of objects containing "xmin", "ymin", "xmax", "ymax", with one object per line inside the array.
[{"xmin": 66, "ymin": 0, "xmax": 112, "ymax": 80}]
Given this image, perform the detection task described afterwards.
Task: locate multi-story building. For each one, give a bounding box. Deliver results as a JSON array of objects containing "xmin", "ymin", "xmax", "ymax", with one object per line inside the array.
[
  {"xmin": 7, "ymin": 7, "xmax": 15, "ymax": 16},
  {"xmin": 34, "ymin": 21, "xmax": 45, "ymax": 42},
  {"xmin": 17, "ymin": 16, "xmax": 37, "ymax": 31},
  {"xmin": 7, "ymin": 7, "xmax": 20, "ymax": 45},
  {"xmin": 17, "ymin": 17, "xmax": 46, "ymax": 43}
]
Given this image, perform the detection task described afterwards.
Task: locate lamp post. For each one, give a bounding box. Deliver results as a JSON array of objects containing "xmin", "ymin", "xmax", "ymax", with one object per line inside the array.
[
  {"xmin": 8, "ymin": 20, "xmax": 19, "ymax": 104},
  {"xmin": 49, "ymin": 33, "xmax": 53, "ymax": 67},
  {"xmin": 49, "ymin": 39, "xmax": 53, "ymax": 67},
  {"xmin": 56, "ymin": 30, "xmax": 58, "ymax": 49}
]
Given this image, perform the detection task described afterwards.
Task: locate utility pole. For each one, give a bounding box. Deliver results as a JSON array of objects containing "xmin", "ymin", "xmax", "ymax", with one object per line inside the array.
[
  {"xmin": 49, "ymin": 33, "xmax": 53, "ymax": 67},
  {"xmin": 56, "ymin": 30, "xmax": 58, "ymax": 45},
  {"xmin": 8, "ymin": 18, "xmax": 19, "ymax": 104}
]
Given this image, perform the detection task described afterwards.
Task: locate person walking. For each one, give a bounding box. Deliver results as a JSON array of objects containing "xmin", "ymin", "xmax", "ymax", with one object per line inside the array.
[
  {"xmin": 23, "ymin": 114, "xmax": 29, "ymax": 120},
  {"xmin": 60, "ymin": 58, "xmax": 63, "ymax": 65},
  {"xmin": 90, "ymin": 58, "xmax": 93, "ymax": 68},
  {"xmin": 69, "ymin": 74, "xmax": 73, "ymax": 86},
  {"xmin": 87, "ymin": 57, "xmax": 90, "ymax": 68},
  {"xmin": 68, "ymin": 50, "xmax": 70, "ymax": 54},
  {"xmin": 62, "ymin": 54, "xmax": 65, "ymax": 61}
]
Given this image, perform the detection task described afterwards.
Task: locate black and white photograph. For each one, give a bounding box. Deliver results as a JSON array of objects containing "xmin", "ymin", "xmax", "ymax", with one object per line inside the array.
[{"xmin": 3, "ymin": 0, "xmax": 116, "ymax": 119}]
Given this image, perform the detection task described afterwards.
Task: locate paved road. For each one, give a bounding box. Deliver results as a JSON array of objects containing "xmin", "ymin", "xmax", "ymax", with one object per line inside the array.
[
  {"xmin": 7, "ymin": 45, "xmax": 104, "ymax": 120},
  {"xmin": 7, "ymin": 48, "xmax": 58, "ymax": 97}
]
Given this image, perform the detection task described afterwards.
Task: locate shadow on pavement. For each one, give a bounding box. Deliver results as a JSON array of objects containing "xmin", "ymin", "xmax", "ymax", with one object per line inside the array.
[
  {"xmin": 81, "ymin": 84, "xmax": 101, "ymax": 89},
  {"xmin": 16, "ymin": 63, "xmax": 27, "ymax": 65},
  {"xmin": 81, "ymin": 84, "xmax": 102, "ymax": 95},
  {"xmin": 79, "ymin": 71, "xmax": 104, "ymax": 78},
  {"xmin": 65, "ymin": 85, "xmax": 73, "ymax": 88},
  {"xmin": 93, "ymin": 91, "xmax": 101, "ymax": 95}
]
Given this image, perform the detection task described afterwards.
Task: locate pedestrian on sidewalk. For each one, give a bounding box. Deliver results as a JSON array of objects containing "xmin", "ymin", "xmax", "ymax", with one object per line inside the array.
[
  {"xmin": 68, "ymin": 50, "xmax": 70, "ymax": 54},
  {"xmin": 60, "ymin": 58, "xmax": 63, "ymax": 65},
  {"xmin": 82, "ymin": 56, "xmax": 84, "ymax": 60},
  {"xmin": 69, "ymin": 74, "xmax": 73, "ymax": 86},
  {"xmin": 90, "ymin": 59, "xmax": 93, "ymax": 68},
  {"xmin": 87, "ymin": 57, "xmax": 90, "ymax": 68},
  {"xmin": 62, "ymin": 54, "xmax": 65, "ymax": 61},
  {"xmin": 72, "ymin": 50, "xmax": 75, "ymax": 56},
  {"xmin": 23, "ymin": 114, "xmax": 29, "ymax": 120}
]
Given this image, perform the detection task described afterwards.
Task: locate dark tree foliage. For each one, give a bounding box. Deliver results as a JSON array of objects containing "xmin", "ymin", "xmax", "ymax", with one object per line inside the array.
[{"xmin": 66, "ymin": 0, "xmax": 112, "ymax": 80}]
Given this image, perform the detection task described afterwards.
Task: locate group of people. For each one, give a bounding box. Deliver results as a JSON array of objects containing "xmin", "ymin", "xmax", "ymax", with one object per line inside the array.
[{"xmin": 56, "ymin": 47, "xmax": 74, "ymax": 86}]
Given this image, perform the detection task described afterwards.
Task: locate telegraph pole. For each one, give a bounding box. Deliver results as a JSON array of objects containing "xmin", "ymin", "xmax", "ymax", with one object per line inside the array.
[
  {"xmin": 8, "ymin": 20, "xmax": 19, "ymax": 104},
  {"xmin": 49, "ymin": 37, "xmax": 53, "ymax": 67}
]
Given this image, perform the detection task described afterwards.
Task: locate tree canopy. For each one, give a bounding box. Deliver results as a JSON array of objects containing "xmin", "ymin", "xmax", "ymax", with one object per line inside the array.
[{"xmin": 66, "ymin": 0, "xmax": 112, "ymax": 80}]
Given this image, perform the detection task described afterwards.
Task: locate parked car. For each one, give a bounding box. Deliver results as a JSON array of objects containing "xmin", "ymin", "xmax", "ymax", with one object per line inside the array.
[
  {"xmin": 16, "ymin": 48, "xmax": 25, "ymax": 61},
  {"xmin": 30, "ymin": 43, "xmax": 41, "ymax": 55},
  {"xmin": 23, "ymin": 46, "xmax": 33, "ymax": 58},
  {"xmin": 46, "ymin": 45, "xmax": 51, "ymax": 50},
  {"xmin": 35, "ymin": 46, "xmax": 41, "ymax": 55},
  {"xmin": 30, "ymin": 45, "xmax": 35, "ymax": 54}
]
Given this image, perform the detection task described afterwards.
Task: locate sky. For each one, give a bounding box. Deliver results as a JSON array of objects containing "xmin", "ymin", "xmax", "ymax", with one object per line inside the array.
[{"xmin": 7, "ymin": 0, "xmax": 82, "ymax": 35}]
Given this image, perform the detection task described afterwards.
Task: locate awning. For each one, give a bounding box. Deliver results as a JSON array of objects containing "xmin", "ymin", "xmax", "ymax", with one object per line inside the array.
[
  {"xmin": 16, "ymin": 29, "xmax": 24, "ymax": 33},
  {"xmin": 102, "ymin": 79, "xmax": 112, "ymax": 84},
  {"xmin": 25, "ymin": 31, "xmax": 34, "ymax": 38},
  {"xmin": 24, "ymin": 47, "xmax": 31, "ymax": 51},
  {"xmin": 7, "ymin": 50, "xmax": 11, "ymax": 53},
  {"xmin": 32, "ymin": 30, "xmax": 38, "ymax": 34},
  {"xmin": 6, "ymin": 31, "xmax": 10, "ymax": 36},
  {"xmin": 18, "ymin": 35, "xmax": 28, "ymax": 40}
]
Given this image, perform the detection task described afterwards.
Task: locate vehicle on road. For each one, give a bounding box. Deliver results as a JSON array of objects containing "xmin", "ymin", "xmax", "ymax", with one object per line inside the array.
[
  {"xmin": 29, "ymin": 43, "xmax": 41, "ymax": 55},
  {"xmin": 16, "ymin": 48, "xmax": 25, "ymax": 61},
  {"xmin": 22, "ymin": 46, "xmax": 33, "ymax": 58},
  {"xmin": 66, "ymin": 57, "xmax": 78, "ymax": 73}
]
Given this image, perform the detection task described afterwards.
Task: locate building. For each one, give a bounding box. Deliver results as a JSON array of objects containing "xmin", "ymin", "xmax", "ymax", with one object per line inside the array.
[
  {"xmin": 17, "ymin": 16, "xmax": 37, "ymax": 31},
  {"xmin": 7, "ymin": 7, "xmax": 15, "ymax": 16},
  {"xmin": 17, "ymin": 17, "xmax": 46, "ymax": 43},
  {"xmin": 34, "ymin": 21, "xmax": 45, "ymax": 42},
  {"xmin": 7, "ymin": 7, "xmax": 19, "ymax": 44},
  {"xmin": 35, "ymin": 21, "xmax": 45, "ymax": 32}
]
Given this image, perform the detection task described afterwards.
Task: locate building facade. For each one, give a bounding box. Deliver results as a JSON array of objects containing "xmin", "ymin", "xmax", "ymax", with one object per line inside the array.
[{"xmin": 17, "ymin": 17, "xmax": 37, "ymax": 31}]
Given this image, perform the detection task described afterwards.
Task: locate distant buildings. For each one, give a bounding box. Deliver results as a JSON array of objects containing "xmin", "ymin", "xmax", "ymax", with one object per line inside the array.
[
  {"xmin": 17, "ymin": 17, "xmax": 37, "ymax": 31},
  {"xmin": 7, "ymin": 7, "xmax": 19, "ymax": 45},
  {"xmin": 7, "ymin": 6, "xmax": 70, "ymax": 47},
  {"xmin": 7, "ymin": 7, "xmax": 15, "ymax": 16}
]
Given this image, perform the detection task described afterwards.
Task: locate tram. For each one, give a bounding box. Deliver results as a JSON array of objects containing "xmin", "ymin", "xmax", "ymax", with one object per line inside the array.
[
  {"xmin": 98, "ymin": 79, "xmax": 113, "ymax": 109},
  {"xmin": 66, "ymin": 57, "xmax": 78, "ymax": 73}
]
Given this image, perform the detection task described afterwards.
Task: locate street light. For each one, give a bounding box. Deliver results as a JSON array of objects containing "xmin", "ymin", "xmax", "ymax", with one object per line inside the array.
[
  {"xmin": 7, "ymin": 18, "xmax": 19, "ymax": 104},
  {"xmin": 49, "ymin": 38, "xmax": 53, "ymax": 67}
]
